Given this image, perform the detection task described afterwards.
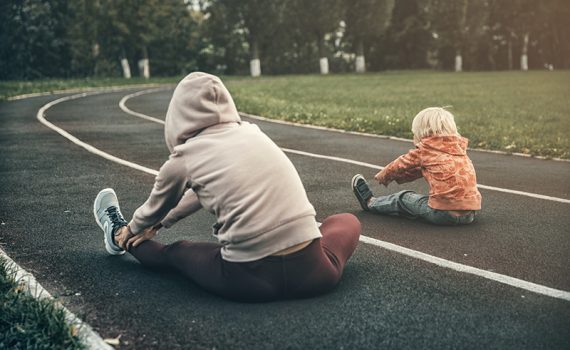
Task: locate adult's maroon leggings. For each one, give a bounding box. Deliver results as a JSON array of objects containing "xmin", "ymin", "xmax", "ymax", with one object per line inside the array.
[{"xmin": 128, "ymin": 213, "xmax": 361, "ymax": 302}]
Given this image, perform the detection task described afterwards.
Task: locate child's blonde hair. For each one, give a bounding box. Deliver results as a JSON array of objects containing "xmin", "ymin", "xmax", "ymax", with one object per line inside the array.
[{"xmin": 411, "ymin": 107, "xmax": 458, "ymax": 139}]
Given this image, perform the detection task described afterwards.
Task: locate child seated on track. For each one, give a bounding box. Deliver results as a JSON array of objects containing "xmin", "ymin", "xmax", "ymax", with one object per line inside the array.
[{"xmin": 351, "ymin": 107, "xmax": 481, "ymax": 225}]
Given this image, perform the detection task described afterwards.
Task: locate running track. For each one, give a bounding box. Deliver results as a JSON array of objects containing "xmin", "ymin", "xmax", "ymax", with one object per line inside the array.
[{"xmin": 1, "ymin": 87, "xmax": 569, "ymax": 349}]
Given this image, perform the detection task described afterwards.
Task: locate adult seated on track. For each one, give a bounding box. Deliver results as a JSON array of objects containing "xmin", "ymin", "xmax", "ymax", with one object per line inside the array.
[{"xmin": 94, "ymin": 72, "xmax": 361, "ymax": 302}]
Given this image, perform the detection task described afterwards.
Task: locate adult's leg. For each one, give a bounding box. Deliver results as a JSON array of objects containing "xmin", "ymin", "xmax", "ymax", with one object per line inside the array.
[
  {"xmin": 128, "ymin": 240, "xmax": 283, "ymax": 301},
  {"xmin": 128, "ymin": 240, "xmax": 231, "ymax": 295},
  {"xmin": 319, "ymin": 213, "xmax": 361, "ymax": 274}
]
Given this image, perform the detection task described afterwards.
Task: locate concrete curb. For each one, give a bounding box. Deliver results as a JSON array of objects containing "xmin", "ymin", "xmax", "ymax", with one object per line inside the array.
[{"xmin": 0, "ymin": 247, "xmax": 114, "ymax": 350}]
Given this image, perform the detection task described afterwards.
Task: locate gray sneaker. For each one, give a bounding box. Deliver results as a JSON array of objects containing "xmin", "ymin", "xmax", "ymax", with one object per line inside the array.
[{"xmin": 93, "ymin": 188, "xmax": 127, "ymax": 255}]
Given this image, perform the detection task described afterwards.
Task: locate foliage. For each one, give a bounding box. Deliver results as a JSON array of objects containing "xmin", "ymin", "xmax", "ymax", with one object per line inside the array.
[
  {"xmin": 0, "ymin": 0, "xmax": 569, "ymax": 78},
  {"xmin": 0, "ymin": 257, "xmax": 85, "ymax": 350}
]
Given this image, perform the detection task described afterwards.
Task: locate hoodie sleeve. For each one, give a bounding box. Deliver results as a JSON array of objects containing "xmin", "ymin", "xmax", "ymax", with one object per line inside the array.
[
  {"xmin": 160, "ymin": 188, "xmax": 202, "ymax": 228},
  {"xmin": 128, "ymin": 154, "xmax": 196, "ymax": 234},
  {"xmin": 376, "ymin": 148, "xmax": 422, "ymax": 185}
]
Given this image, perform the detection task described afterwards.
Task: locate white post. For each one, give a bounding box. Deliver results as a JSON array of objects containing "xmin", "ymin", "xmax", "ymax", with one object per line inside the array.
[
  {"xmin": 355, "ymin": 55, "xmax": 365, "ymax": 73},
  {"xmin": 120, "ymin": 58, "xmax": 131, "ymax": 79},
  {"xmin": 455, "ymin": 54, "xmax": 463, "ymax": 72},
  {"xmin": 319, "ymin": 57, "xmax": 329, "ymax": 75},
  {"xmin": 520, "ymin": 55, "xmax": 528, "ymax": 71},
  {"xmin": 138, "ymin": 58, "xmax": 150, "ymax": 79},
  {"xmin": 520, "ymin": 33, "xmax": 529, "ymax": 71},
  {"xmin": 250, "ymin": 59, "xmax": 261, "ymax": 77}
]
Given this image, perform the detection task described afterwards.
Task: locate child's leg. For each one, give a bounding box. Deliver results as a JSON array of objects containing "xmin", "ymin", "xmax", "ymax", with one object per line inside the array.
[
  {"xmin": 368, "ymin": 190, "xmax": 425, "ymax": 218},
  {"xmin": 368, "ymin": 191, "xmax": 472, "ymax": 225}
]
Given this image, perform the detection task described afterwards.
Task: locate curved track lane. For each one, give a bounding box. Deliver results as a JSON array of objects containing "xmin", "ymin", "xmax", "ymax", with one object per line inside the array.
[{"xmin": 1, "ymin": 88, "xmax": 569, "ymax": 349}]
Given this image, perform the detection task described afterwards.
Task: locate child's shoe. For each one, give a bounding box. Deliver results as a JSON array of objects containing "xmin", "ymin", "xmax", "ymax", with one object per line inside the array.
[
  {"xmin": 351, "ymin": 174, "xmax": 374, "ymax": 211},
  {"xmin": 93, "ymin": 188, "xmax": 127, "ymax": 255}
]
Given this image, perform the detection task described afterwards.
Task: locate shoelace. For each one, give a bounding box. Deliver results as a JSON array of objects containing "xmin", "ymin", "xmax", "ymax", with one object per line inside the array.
[{"xmin": 105, "ymin": 206, "xmax": 127, "ymax": 232}]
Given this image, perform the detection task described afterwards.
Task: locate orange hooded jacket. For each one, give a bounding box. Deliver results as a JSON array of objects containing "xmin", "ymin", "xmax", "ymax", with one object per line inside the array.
[{"xmin": 376, "ymin": 135, "xmax": 482, "ymax": 210}]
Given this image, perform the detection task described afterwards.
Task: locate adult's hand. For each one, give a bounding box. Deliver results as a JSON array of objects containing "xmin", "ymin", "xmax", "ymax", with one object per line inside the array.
[{"xmin": 126, "ymin": 223, "xmax": 162, "ymax": 250}]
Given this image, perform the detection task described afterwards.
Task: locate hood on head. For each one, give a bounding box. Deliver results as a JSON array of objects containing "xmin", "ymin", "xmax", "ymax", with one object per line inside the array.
[
  {"xmin": 164, "ymin": 72, "xmax": 241, "ymax": 152},
  {"xmin": 420, "ymin": 135, "xmax": 468, "ymax": 156}
]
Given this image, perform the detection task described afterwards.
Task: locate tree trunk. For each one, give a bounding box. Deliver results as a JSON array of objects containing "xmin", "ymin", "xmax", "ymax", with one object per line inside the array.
[
  {"xmin": 520, "ymin": 32, "xmax": 529, "ymax": 71},
  {"xmin": 454, "ymin": 49, "xmax": 463, "ymax": 72},
  {"xmin": 120, "ymin": 48, "xmax": 131, "ymax": 79},
  {"xmin": 317, "ymin": 36, "xmax": 329, "ymax": 74},
  {"xmin": 249, "ymin": 39, "xmax": 261, "ymax": 77},
  {"xmin": 507, "ymin": 39, "xmax": 513, "ymax": 70},
  {"xmin": 355, "ymin": 39, "xmax": 365, "ymax": 73},
  {"xmin": 138, "ymin": 46, "xmax": 150, "ymax": 79},
  {"xmin": 92, "ymin": 43, "xmax": 100, "ymax": 76}
]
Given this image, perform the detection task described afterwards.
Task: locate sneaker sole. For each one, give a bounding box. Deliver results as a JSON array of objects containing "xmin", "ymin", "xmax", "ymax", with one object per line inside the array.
[{"xmin": 93, "ymin": 188, "xmax": 125, "ymax": 255}]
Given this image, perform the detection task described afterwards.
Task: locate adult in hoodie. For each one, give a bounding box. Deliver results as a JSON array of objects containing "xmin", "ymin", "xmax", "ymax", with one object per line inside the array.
[
  {"xmin": 351, "ymin": 107, "xmax": 481, "ymax": 225},
  {"xmin": 104, "ymin": 72, "xmax": 361, "ymax": 302}
]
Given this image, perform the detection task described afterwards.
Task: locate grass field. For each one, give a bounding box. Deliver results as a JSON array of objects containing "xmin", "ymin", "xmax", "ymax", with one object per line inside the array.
[
  {"xmin": 226, "ymin": 71, "xmax": 570, "ymax": 159},
  {"xmin": 0, "ymin": 258, "xmax": 84, "ymax": 349},
  {"xmin": 1, "ymin": 71, "xmax": 568, "ymax": 159}
]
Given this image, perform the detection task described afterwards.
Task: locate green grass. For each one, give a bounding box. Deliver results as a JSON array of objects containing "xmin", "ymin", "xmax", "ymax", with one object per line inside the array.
[
  {"xmin": 225, "ymin": 71, "xmax": 570, "ymax": 159},
  {"xmin": 0, "ymin": 257, "xmax": 85, "ymax": 350},
  {"xmin": 2, "ymin": 71, "xmax": 569, "ymax": 158}
]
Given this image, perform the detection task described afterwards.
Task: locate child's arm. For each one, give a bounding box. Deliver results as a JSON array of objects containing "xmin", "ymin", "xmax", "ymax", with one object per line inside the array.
[{"xmin": 374, "ymin": 148, "xmax": 422, "ymax": 186}]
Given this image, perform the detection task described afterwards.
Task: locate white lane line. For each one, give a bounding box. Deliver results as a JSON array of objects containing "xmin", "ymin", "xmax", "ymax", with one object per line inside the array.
[
  {"xmin": 0, "ymin": 248, "xmax": 114, "ymax": 349},
  {"xmin": 121, "ymin": 90, "xmax": 570, "ymax": 205},
  {"xmin": 37, "ymin": 90, "xmax": 570, "ymax": 302},
  {"xmin": 37, "ymin": 91, "xmax": 158, "ymax": 176},
  {"xmin": 119, "ymin": 88, "xmax": 168, "ymax": 125}
]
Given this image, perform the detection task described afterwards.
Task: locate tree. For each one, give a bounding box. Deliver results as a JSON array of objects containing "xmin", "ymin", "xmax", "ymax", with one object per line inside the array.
[
  {"xmin": 0, "ymin": 0, "xmax": 72, "ymax": 79},
  {"xmin": 206, "ymin": 0, "xmax": 285, "ymax": 77},
  {"xmin": 343, "ymin": 0, "xmax": 395, "ymax": 73},
  {"xmin": 382, "ymin": 0, "xmax": 432, "ymax": 69},
  {"xmin": 288, "ymin": 0, "xmax": 342, "ymax": 74}
]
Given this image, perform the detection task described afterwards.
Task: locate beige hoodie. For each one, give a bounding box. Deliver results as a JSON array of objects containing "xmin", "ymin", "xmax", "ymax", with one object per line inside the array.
[{"xmin": 128, "ymin": 72, "xmax": 321, "ymax": 262}]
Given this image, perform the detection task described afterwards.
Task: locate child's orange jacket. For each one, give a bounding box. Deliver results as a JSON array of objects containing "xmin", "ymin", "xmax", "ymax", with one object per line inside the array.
[{"xmin": 376, "ymin": 135, "xmax": 482, "ymax": 210}]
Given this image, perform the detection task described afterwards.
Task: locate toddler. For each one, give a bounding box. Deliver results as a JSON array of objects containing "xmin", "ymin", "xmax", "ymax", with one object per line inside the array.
[{"xmin": 352, "ymin": 107, "xmax": 481, "ymax": 225}]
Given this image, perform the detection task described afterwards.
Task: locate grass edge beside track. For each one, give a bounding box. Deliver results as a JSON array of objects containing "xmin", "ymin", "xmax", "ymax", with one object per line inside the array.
[
  {"xmin": 0, "ymin": 249, "xmax": 115, "ymax": 349},
  {"xmin": 0, "ymin": 255, "xmax": 86, "ymax": 349}
]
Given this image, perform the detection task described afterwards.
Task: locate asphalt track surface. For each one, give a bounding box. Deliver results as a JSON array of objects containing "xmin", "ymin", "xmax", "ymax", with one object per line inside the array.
[{"xmin": 1, "ymin": 87, "xmax": 569, "ymax": 349}]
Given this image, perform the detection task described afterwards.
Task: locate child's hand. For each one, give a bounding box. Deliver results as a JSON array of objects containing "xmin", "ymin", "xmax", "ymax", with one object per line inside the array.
[{"xmin": 374, "ymin": 171, "xmax": 388, "ymax": 186}]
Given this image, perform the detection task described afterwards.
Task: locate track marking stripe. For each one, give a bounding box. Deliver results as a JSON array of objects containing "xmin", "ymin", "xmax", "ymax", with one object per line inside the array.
[
  {"xmin": 359, "ymin": 236, "xmax": 570, "ymax": 301},
  {"xmin": 36, "ymin": 90, "xmax": 570, "ymax": 302},
  {"xmin": 37, "ymin": 92, "xmax": 158, "ymax": 176}
]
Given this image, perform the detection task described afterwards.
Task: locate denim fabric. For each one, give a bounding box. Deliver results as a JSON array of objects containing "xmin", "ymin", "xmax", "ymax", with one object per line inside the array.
[{"xmin": 368, "ymin": 190, "xmax": 476, "ymax": 225}]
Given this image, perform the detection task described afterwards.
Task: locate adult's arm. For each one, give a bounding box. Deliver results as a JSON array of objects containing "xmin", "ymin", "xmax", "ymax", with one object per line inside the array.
[{"xmin": 128, "ymin": 154, "xmax": 198, "ymax": 234}]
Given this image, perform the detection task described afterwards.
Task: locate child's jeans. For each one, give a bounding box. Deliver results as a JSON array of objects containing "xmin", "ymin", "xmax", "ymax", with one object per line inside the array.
[{"xmin": 368, "ymin": 190, "xmax": 477, "ymax": 225}]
